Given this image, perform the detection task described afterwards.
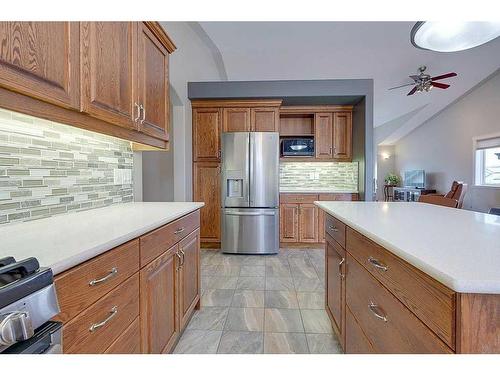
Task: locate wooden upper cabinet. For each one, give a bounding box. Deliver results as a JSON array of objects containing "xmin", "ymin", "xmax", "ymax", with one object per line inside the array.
[
  {"xmin": 314, "ymin": 113, "xmax": 333, "ymax": 159},
  {"xmin": 140, "ymin": 244, "xmax": 179, "ymax": 354},
  {"xmin": 0, "ymin": 22, "xmax": 80, "ymax": 109},
  {"xmin": 80, "ymin": 22, "xmax": 138, "ymax": 130},
  {"xmin": 251, "ymin": 107, "xmax": 279, "ymax": 132},
  {"xmin": 223, "ymin": 107, "xmax": 251, "ymax": 132},
  {"xmin": 333, "ymin": 112, "xmax": 352, "ymax": 160},
  {"xmin": 298, "ymin": 203, "xmax": 319, "ymax": 243},
  {"xmin": 137, "ymin": 23, "xmax": 169, "ymax": 140},
  {"xmin": 178, "ymin": 229, "xmax": 201, "ymax": 330},
  {"xmin": 193, "ymin": 162, "xmax": 221, "ymax": 242},
  {"xmin": 193, "ymin": 108, "xmax": 221, "ymax": 161}
]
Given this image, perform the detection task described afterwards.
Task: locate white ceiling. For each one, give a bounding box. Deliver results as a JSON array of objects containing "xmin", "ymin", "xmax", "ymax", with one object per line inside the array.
[{"xmin": 198, "ymin": 22, "xmax": 500, "ymax": 144}]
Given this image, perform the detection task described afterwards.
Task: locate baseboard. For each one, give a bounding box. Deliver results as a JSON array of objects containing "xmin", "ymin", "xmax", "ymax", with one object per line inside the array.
[
  {"xmin": 201, "ymin": 242, "xmax": 220, "ymax": 249},
  {"xmin": 280, "ymin": 242, "xmax": 325, "ymax": 248}
]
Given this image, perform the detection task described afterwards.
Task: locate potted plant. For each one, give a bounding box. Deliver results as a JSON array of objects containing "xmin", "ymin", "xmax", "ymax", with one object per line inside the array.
[{"xmin": 385, "ymin": 173, "xmax": 400, "ymax": 186}]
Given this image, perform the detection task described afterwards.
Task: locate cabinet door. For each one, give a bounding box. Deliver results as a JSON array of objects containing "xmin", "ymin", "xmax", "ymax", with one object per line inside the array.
[
  {"xmin": 326, "ymin": 234, "xmax": 346, "ymax": 343},
  {"xmin": 178, "ymin": 229, "xmax": 201, "ymax": 330},
  {"xmin": 318, "ymin": 208, "xmax": 326, "ymax": 243},
  {"xmin": 333, "ymin": 112, "xmax": 352, "ymax": 160},
  {"xmin": 137, "ymin": 23, "xmax": 169, "ymax": 140},
  {"xmin": 251, "ymin": 107, "xmax": 279, "ymax": 132},
  {"xmin": 80, "ymin": 22, "xmax": 137, "ymax": 130},
  {"xmin": 279, "ymin": 203, "xmax": 299, "ymax": 243},
  {"xmin": 314, "ymin": 113, "xmax": 333, "ymax": 159},
  {"xmin": 193, "ymin": 162, "xmax": 221, "ymax": 242},
  {"xmin": 140, "ymin": 245, "xmax": 179, "ymax": 354},
  {"xmin": 193, "ymin": 108, "xmax": 221, "ymax": 162},
  {"xmin": 223, "ymin": 108, "xmax": 251, "ymax": 132},
  {"xmin": 0, "ymin": 22, "xmax": 80, "ymax": 109},
  {"xmin": 298, "ymin": 203, "xmax": 319, "ymax": 243}
]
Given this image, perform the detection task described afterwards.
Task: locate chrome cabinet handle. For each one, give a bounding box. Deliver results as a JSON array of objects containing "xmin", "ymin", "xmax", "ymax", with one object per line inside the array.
[
  {"xmin": 174, "ymin": 227, "xmax": 185, "ymax": 235},
  {"xmin": 180, "ymin": 249, "xmax": 185, "ymax": 266},
  {"xmin": 368, "ymin": 302, "xmax": 388, "ymax": 322},
  {"xmin": 338, "ymin": 257, "xmax": 345, "ymax": 279},
  {"xmin": 328, "ymin": 225, "xmax": 339, "ymax": 233},
  {"xmin": 175, "ymin": 252, "xmax": 182, "ymax": 270},
  {"xmin": 89, "ymin": 267, "xmax": 118, "ymax": 286},
  {"xmin": 134, "ymin": 103, "xmax": 141, "ymax": 123},
  {"xmin": 368, "ymin": 257, "xmax": 388, "ymax": 272},
  {"xmin": 89, "ymin": 306, "xmax": 118, "ymax": 332},
  {"xmin": 139, "ymin": 104, "xmax": 145, "ymax": 124}
]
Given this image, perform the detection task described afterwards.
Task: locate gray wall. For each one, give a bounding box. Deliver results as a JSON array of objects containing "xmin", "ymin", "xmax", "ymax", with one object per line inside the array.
[
  {"xmin": 395, "ymin": 70, "xmax": 500, "ymax": 212},
  {"xmin": 188, "ymin": 79, "xmax": 374, "ymax": 200}
]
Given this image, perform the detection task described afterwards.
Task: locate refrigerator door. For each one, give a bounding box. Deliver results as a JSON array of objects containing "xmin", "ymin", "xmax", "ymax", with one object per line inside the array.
[
  {"xmin": 222, "ymin": 208, "xmax": 279, "ymax": 254},
  {"xmin": 221, "ymin": 132, "xmax": 250, "ymax": 208},
  {"xmin": 249, "ymin": 132, "xmax": 279, "ymax": 208}
]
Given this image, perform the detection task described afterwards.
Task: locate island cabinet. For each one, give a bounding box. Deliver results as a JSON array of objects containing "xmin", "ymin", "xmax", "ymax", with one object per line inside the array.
[
  {"xmin": 322, "ymin": 212, "xmax": 499, "ymax": 354},
  {"xmin": 54, "ymin": 210, "xmax": 201, "ymax": 354},
  {"xmin": 279, "ymin": 193, "xmax": 358, "ymax": 246},
  {"xmin": 0, "ymin": 21, "xmax": 175, "ymax": 149}
]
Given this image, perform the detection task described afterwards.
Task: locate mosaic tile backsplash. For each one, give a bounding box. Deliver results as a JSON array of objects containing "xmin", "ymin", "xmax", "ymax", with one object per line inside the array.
[
  {"xmin": 280, "ymin": 162, "xmax": 359, "ymax": 191},
  {"xmin": 0, "ymin": 108, "xmax": 133, "ymax": 225}
]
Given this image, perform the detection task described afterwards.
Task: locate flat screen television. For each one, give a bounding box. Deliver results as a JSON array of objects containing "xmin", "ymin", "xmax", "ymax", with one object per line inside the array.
[{"xmin": 404, "ymin": 170, "xmax": 425, "ymax": 188}]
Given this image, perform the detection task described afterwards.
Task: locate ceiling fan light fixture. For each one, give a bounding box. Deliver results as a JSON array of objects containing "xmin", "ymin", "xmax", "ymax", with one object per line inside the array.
[{"xmin": 411, "ymin": 21, "xmax": 500, "ymax": 52}]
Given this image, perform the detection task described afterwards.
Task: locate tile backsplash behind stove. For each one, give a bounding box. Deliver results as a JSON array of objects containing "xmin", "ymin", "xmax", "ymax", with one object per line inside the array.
[
  {"xmin": 280, "ymin": 162, "xmax": 359, "ymax": 191},
  {"xmin": 0, "ymin": 108, "xmax": 134, "ymax": 225}
]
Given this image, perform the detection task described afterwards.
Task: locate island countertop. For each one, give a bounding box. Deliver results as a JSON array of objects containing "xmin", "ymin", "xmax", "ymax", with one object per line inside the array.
[
  {"xmin": 314, "ymin": 201, "xmax": 500, "ymax": 294},
  {"xmin": 0, "ymin": 202, "xmax": 204, "ymax": 275}
]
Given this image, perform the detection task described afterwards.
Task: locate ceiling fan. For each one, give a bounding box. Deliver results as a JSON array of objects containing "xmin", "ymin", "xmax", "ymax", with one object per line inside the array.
[{"xmin": 389, "ymin": 66, "xmax": 457, "ymax": 96}]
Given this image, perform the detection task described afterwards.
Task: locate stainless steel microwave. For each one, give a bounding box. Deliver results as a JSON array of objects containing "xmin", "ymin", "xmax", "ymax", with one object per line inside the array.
[{"xmin": 281, "ymin": 138, "xmax": 314, "ymax": 157}]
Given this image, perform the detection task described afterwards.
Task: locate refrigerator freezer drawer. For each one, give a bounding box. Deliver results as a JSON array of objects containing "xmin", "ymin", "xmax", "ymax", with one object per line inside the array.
[{"xmin": 222, "ymin": 208, "xmax": 279, "ymax": 254}]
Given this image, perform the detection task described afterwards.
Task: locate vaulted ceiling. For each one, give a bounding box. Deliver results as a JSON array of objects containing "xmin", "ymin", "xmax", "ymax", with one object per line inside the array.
[{"xmin": 198, "ymin": 22, "xmax": 500, "ymax": 145}]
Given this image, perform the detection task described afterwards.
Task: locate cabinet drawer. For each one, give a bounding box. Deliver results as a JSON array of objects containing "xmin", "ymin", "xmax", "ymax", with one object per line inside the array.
[
  {"xmin": 105, "ymin": 317, "xmax": 141, "ymax": 354},
  {"xmin": 63, "ymin": 273, "xmax": 140, "ymax": 354},
  {"xmin": 140, "ymin": 210, "xmax": 200, "ymax": 266},
  {"xmin": 345, "ymin": 305, "xmax": 374, "ymax": 354},
  {"xmin": 346, "ymin": 227, "xmax": 455, "ymax": 349},
  {"xmin": 325, "ymin": 214, "xmax": 346, "ymax": 248},
  {"xmin": 346, "ymin": 255, "xmax": 452, "ymax": 353},
  {"xmin": 55, "ymin": 239, "xmax": 140, "ymax": 323},
  {"xmin": 280, "ymin": 194, "xmax": 318, "ymax": 204}
]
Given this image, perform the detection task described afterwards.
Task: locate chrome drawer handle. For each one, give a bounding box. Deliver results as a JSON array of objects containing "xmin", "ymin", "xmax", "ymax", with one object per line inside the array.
[
  {"xmin": 174, "ymin": 227, "xmax": 185, "ymax": 235},
  {"xmin": 368, "ymin": 257, "xmax": 388, "ymax": 272},
  {"xmin": 89, "ymin": 267, "xmax": 118, "ymax": 286},
  {"xmin": 89, "ymin": 306, "xmax": 118, "ymax": 332},
  {"xmin": 175, "ymin": 252, "xmax": 182, "ymax": 270},
  {"xmin": 339, "ymin": 257, "xmax": 345, "ymax": 279},
  {"xmin": 328, "ymin": 225, "xmax": 339, "ymax": 233},
  {"xmin": 369, "ymin": 302, "xmax": 388, "ymax": 322}
]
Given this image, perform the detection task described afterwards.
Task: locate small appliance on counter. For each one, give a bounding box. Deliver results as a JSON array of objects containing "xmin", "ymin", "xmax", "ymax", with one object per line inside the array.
[
  {"xmin": 0, "ymin": 257, "xmax": 61, "ymax": 354},
  {"xmin": 221, "ymin": 132, "xmax": 280, "ymax": 254},
  {"xmin": 281, "ymin": 137, "xmax": 314, "ymax": 157}
]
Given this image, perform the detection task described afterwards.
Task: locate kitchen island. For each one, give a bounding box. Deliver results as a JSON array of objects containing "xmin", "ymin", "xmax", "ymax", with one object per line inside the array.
[
  {"xmin": 1, "ymin": 202, "xmax": 204, "ymax": 354},
  {"xmin": 314, "ymin": 201, "xmax": 500, "ymax": 354}
]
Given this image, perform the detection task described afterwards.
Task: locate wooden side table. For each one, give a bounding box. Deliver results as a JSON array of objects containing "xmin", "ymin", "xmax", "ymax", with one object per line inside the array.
[{"xmin": 384, "ymin": 185, "xmax": 396, "ymax": 202}]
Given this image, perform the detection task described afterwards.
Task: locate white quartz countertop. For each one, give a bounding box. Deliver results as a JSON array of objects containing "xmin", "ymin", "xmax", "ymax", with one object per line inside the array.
[
  {"xmin": 280, "ymin": 188, "xmax": 358, "ymax": 194},
  {"xmin": 0, "ymin": 202, "xmax": 204, "ymax": 275},
  {"xmin": 314, "ymin": 201, "xmax": 500, "ymax": 294}
]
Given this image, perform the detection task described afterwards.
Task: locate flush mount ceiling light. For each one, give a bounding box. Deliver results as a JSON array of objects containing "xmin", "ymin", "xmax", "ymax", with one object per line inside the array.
[{"xmin": 411, "ymin": 21, "xmax": 500, "ymax": 52}]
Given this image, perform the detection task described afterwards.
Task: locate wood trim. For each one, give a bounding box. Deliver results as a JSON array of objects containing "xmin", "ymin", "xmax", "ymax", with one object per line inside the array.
[
  {"xmin": 201, "ymin": 242, "xmax": 221, "ymax": 249},
  {"xmin": 191, "ymin": 99, "xmax": 283, "ymax": 108},
  {"xmin": 456, "ymin": 293, "xmax": 500, "ymax": 353},
  {"xmin": 279, "ymin": 242, "xmax": 324, "ymax": 248},
  {"xmin": 280, "ymin": 105, "xmax": 354, "ymax": 114},
  {"xmin": 143, "ymin": 22, "xmax": 176, "ymax": 53},
  {"xmin": 0, "ymin": 86, "xmax": 167, "ymax": 149}
]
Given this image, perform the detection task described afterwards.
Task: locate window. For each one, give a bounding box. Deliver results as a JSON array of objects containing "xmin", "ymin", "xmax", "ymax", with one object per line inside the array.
[{"xmin": 474, "ymin": 135, "xmax": 500, "ymax": 186}]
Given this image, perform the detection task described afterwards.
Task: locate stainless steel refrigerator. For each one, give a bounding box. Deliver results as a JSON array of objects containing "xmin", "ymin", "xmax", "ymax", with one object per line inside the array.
[{"xmin": 221, "ymin": 132, "xmax": 279, "ymax": 254}]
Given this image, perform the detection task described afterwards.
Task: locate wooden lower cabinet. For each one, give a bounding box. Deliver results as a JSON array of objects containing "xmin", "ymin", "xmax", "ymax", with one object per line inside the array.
[
  {"xmin": 193, "ymin": 162, "xmax": 221, "ymax": 243},
  {"xmin": 325, "ymin": 234, "xmax": 345, "ymax": 347},
  {"xmin": 178, "ymin": 229, "xmax": 201, "ymax": 330},
  {"xmin": 298, "ymin": 203, "xmax": 319, "ymax": 243},
  {"xmin": 279, "ymin": 203, "xmax": 299, "ymax": 242},
  {"xmin": 55, "ymin": 210, "xmax": 201, "ymax": 354},
  {"xmin": 140, "ymin": 244, "xmax": 179, "ymax": 354}
]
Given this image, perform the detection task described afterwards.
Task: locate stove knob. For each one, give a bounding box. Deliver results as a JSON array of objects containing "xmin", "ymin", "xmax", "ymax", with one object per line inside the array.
[{"xmin": 0, "ymin": 311, "xmax": 34, "ymax": 346}]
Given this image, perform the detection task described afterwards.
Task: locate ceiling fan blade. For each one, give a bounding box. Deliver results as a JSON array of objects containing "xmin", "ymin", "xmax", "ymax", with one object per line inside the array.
[
  {"xmin": 388, "ymin": 82, "xmax": 416, "ymax": 90},
  {"xmin": 431, "ymin": 82, "xmax": 450, "ymax": 89},
  {"xmin": 431, "ymin": 72, "xmax": 457, "ymax": 81},
  {"xmin": 407, "ymin": 86, "xmax": 418, "ymax": 96},
  {"xmin": 409, "ymin": 75, "xmax": 420, "ymax": 81}
]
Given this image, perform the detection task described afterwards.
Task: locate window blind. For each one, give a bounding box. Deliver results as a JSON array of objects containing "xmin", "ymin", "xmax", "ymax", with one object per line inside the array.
[{"xmin": 476, "ymin": 136, "xmax": 500, "ymax": 150}]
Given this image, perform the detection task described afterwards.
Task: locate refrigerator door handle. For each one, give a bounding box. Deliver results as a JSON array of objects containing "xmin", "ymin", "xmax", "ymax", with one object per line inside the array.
[{"xmin": 224, "ymin": 211, "xmax": 276, "ymax": 216}]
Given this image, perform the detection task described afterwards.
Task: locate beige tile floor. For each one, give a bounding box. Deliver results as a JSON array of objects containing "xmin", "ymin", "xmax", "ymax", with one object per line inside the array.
[{"xmin": 173, "ymin": 248, "xmax": 343, "ymax": 354}]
